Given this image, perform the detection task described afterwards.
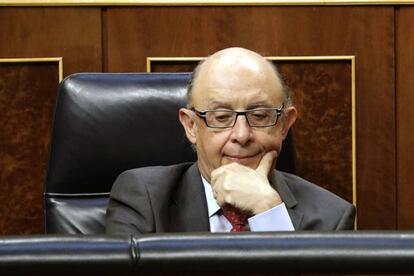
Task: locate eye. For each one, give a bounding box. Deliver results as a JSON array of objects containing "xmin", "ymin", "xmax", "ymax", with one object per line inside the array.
[
  {"xmin": 250, "ymin": 110, "xmax": 269, "ymax": 120},
  {"xmin": 214, "ymin": 112, "xmax": 234, "ymax": 122}
]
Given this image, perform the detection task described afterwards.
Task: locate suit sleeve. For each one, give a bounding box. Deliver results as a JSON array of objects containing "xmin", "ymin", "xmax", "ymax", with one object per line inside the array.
[
  {"xmin": 106, "ymin": 170, "xmax": 155, "ymax": 234},
  {"xmin": 335, "ymin": 204, "xmax": 356, "ymax": 230}
]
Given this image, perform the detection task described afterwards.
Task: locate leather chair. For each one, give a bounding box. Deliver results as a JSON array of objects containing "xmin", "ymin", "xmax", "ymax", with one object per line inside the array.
[{"xmin": 44, "ymin": 73, "xmax": 296, "ymax": 234}]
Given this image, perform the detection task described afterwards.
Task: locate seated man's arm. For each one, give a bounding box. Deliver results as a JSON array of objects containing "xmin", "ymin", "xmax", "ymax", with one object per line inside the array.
[
  {"xmin": 106, "ymin": 170, "xmax": 154, "ymax": 234},
  {"xmin": 335, "ymin": 204, "xmax": 356, "ymax": 230}
]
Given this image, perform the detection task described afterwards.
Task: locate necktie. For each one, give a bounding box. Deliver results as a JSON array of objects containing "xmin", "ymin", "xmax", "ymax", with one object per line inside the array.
[{"xmin": 221, "ymin": 205, "xmax": 248, "ymax": 232}]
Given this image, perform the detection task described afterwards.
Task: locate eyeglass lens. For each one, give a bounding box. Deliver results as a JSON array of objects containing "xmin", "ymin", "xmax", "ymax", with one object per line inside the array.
[{"xmin": 205, "ymin": 109, "xmax": 278, "ymax": 127}]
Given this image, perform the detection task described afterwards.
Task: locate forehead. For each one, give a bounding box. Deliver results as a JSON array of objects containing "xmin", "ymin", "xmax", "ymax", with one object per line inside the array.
[
  {"xmin": 192, "ymin": 57, "xmax": 284, "ymax": 109},
  {"xmin": 202, "ymin": 87, "xmax": 279, "ymax": 109}
]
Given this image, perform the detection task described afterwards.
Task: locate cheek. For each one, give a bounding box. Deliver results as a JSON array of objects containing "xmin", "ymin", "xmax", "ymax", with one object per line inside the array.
[
  {"xmin": 257, "ymin": 130, "xmax": 284, "ymax": 152},
  {"xmin": 198, "ymin": 129, "xmax": 229, "ymax": 160},
  {"xmin": 208, "ymin": 132, "xmax": 230, "ymax": 158}
]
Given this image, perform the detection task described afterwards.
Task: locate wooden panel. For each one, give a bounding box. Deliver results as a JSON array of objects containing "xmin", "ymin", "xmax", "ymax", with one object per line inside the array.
[
  {"xmin": 279, "ymin": 61, "xmax": 353, "ymax": 204},
  {"xmin": 107, "ymin": 7, "xmax": 395, "ymax": 229},
  {"xmin": 0, "ymin": 62, "xmax": 59, "ymax": 234},
  {"xmin": 397, "ymin": 7, "xmax": 414, "ymax": 229},
  {"xmin": 0, "ymin": 7, "xmax": 102, "ymax": 234},
  {"xmin": 0, "ymin": 7, "xmax": 102, "ymax": 76},
  {"xmin": 150, "ymin": 61, "xmax": 197, "ymax": 73}
]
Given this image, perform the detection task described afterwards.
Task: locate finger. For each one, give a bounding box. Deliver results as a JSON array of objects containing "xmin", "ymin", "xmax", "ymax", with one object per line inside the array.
[
  {"xmin": 256, "ymin": 151, "xmax": 277, "ymax": 176},
  {"xmin": 210, "ymin": 169, "xmax": 222, "ymax": 186},
  {"xmin": 211, "ymin": 163, "xmax": 234, "ymax": 185},
  {"xmin": 213, "ymin": 179, "xmax": 225, "ymax": 206},
  {"xmin": 216, "ymin": 192, "xmax": 225, "ymax": 207}
]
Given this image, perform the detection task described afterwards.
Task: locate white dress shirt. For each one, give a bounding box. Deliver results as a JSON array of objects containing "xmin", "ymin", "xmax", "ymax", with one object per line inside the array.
[{"xmin": 201, "ymin": 176, "xmax": 295, "ymax": 232}]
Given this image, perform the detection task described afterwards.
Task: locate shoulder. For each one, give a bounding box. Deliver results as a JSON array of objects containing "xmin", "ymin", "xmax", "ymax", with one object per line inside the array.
[
  {"xmin": 276, "ymin": 170, "xmax": 355, "ymax": 230},
  {"xmin": 111, "ymin": 162, "xmax": 195, "ymax": 195},
  {"xmin": 277, "ymin": 171, "xmax": 349, "ymax": 204},
  {"xmin": 106, "ymin": 162, "xmax": 196, "ymax": 234},
  {"xmin": 119, "ymin": 162, "xmax": 194, "ymax": 180}
]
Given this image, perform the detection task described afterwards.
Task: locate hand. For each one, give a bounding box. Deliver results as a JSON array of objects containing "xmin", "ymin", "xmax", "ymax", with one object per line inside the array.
[{"xmin": 211, "ymin": 151, "xmax": 282, "ymax": 215}]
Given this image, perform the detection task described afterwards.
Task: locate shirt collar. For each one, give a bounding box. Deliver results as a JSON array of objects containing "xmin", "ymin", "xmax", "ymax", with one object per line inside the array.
[{"xmin": 201, "ymin": 175, "xmax": 221, "ymax": 217}]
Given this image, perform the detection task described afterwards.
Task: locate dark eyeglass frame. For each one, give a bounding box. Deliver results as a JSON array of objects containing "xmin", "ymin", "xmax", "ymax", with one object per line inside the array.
[{"xmin": 190, "ymin": 105, "xmax": 284, "ymax": 129}]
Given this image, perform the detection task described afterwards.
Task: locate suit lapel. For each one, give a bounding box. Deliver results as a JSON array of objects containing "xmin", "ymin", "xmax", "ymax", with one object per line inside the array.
[
  {"xmin": 271, "ymin": 170, "xmax": 304, "ymax": 230},
  {"xmin": 169, "ymin": 163, "xmax": 210, "ymax": 232}
]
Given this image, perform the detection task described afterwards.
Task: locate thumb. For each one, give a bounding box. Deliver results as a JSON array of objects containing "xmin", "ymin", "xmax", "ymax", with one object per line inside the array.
[{"xmin": 256, "ymin": 151, "xmax": 277, "ymax": 176}]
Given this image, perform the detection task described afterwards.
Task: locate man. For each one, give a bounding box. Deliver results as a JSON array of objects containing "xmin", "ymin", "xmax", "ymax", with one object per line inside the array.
[{"xmin": 106, "ymin": 47, "xmax": 355, "ymax": 234}]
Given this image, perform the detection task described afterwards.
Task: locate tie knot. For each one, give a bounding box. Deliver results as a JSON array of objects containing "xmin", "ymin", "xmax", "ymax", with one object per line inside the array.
[{"xmin": 221, "ymin": 205, "xmax": 248, "ymax": 232}]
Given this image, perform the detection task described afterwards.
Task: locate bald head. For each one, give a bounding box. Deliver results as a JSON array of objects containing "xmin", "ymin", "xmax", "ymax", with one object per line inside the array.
[{"xmin": 187, "ymin": 47, "xmax": 288, "ymax": 107}]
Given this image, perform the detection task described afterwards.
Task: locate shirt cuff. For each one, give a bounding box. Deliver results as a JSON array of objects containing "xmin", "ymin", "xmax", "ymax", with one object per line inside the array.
[{"xmin": 248, "ymin": 202, "xmax": 295, "ymax": 231}]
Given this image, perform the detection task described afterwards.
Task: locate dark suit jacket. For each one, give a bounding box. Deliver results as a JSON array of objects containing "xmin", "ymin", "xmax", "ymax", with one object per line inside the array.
[{"xmin": 106, "ymin": 163, "xmax": 355, "ymax": 234}]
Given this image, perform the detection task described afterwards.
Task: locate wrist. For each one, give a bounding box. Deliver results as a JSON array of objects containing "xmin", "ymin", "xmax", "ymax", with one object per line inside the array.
[{"xmin": 253, "ymin": 191, "xmax": 282, "ymax": 214}]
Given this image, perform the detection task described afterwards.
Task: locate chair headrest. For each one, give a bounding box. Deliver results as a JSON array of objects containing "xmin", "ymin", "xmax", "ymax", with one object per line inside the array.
[{"xmin": 45, "ymin": 73, "xmax": 196, "ymax": 195}]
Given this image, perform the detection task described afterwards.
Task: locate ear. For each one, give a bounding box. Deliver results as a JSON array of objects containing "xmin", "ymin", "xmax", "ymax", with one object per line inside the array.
[
  {"xmin": 179, "ymin": 108, "xmax": 197, "ymax": 144},
  {"xmin": 281, "ymin": 106, "xmax": 297, "ymax": 139}
]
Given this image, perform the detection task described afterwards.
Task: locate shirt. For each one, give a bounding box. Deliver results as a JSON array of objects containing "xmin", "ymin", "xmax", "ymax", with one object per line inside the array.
[{"xmin": 201, "ymin": 176, "xmax": 295, "ymax": 232}]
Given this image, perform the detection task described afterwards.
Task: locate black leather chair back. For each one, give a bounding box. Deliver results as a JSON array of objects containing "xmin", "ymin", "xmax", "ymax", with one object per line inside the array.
[{"xmin": 44, "ymin": 73, "xmax": 296, "ymax": 234}]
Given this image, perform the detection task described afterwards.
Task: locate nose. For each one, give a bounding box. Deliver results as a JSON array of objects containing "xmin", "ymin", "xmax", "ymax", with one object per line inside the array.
[{"xmin": 229, "ymin": 115, "xmax": 253, "ymax": 145}]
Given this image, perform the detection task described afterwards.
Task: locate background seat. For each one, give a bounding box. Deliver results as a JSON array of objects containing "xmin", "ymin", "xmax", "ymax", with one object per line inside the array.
[{"xmin": 44, "ymin": 73, "xmax": 296, "ymax": 234}]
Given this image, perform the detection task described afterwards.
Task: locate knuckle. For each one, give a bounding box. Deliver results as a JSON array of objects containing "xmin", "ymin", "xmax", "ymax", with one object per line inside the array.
[{"xmin": 222, "ymin": 182, "xmax": 232, "ymax": 192}]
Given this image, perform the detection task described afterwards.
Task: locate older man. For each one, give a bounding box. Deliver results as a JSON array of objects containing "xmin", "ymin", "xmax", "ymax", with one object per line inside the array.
[{"xmin": 106, "ymin": 47, "xmax": 355, "ymax": 234}]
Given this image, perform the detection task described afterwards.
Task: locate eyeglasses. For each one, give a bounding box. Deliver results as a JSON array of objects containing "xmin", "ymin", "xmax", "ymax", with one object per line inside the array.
[{"xmin": 191, "ymin": 105, "xmax": 284, "ymax": 129}]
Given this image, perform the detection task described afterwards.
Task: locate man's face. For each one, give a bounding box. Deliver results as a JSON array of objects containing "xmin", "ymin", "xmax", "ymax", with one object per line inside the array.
[{"xmin": 180, "ymin": 49, "xmax": 296, "ymax": 182}]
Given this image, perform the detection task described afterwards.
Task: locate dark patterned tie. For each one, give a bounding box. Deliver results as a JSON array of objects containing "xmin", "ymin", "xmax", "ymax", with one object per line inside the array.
[{"xmin": 221, "ymin": 205, "xmax": 248, "ymax": 232}]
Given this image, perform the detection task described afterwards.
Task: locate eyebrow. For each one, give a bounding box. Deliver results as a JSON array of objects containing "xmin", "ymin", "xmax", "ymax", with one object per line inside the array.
[
  {"xmin": 205, "ymin": 100, "xmax": 275, "ymax": 110},
  {"xmin": 245, "ymin": 101, "xmax": 274, "ymax": 109}
]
